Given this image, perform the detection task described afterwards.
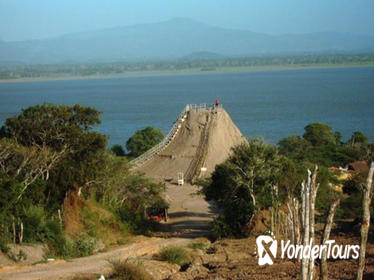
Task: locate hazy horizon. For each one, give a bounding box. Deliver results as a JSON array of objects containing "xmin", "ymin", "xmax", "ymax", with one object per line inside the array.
[{"xmin": 1, "ymin": 0, "xmax": 374, "ymax": 42}]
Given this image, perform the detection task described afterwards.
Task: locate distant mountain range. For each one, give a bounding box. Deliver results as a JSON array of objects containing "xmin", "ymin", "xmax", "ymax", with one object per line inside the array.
[{"xmin": 1, "ymin": 18, "xmax": 374, "ymax": 65}]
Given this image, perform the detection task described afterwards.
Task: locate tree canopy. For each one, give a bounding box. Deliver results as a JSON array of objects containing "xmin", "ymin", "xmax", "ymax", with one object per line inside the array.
[
  {"xmin": 0, "ymin": 104, "xmax": 102, "ymax": 150},
  {"xmin": 0, "ymin": 104, "xmax": 107, "ymax": 210},
  {"xmin": 278, "ymin": 123, "xmax": 369, "ymax": 167},
  {"xmin": 348, "ymin": 131, "xmax": 368, "ymax": 146},
  {"xmin": 126, "ymin": 126, "xmax": 164, "ymax": 157},
  {"xmin": 303, "ymin": 122, "xmax": 335, "ymax": 147}
]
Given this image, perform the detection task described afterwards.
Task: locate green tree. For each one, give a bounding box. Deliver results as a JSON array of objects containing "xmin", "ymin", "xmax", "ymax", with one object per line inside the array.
[
  {"xmin": 0, "ymin": 104, "xmax": 107, "ymax": 208},
  {"xmin": 278, "ymin": 136, "xmax": 311, "ymax": 161},
  {"xmin": 348, "ymin": 131, "xmax": 368, "ymax": 146},
  {"xmin": 126, "ymin": 126, "xmax": 164, "ymax": 157},
  {"xmin": 279, "ymin": 123, "xmax": 366, "ymax": 167},
  {"xmin": 227, "ymin": 139, "xmax": 281, "ymax": 208},
  {"xmin": 111, "ymin": 144, "xmax": 126, "ymax": 157},
  {"xmin": 334, "ymin": 131, "xmax": 343, "ymax": 145},
  {"xmin": 203, "ymin": 138, "xmax": 281, "ymax": 237},
  {"xmin": 0, "ymin": 103, "xmax": 102, "ymax": 151},
  {"xmin": 303, "ymin": 122, "xmax": 335, "ymax": 147}
]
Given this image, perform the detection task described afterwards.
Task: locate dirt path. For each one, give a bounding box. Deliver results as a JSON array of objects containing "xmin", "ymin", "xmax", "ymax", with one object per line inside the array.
[
  {"xmin": 161, "ymin": 183, "xmax": 218, "ymax": 238},
  {"xmin": 0, "ymin": 237, "xmax": 189, "ymax": 280},
  {"xmin": 0, "ymin": 184, "xmax": 216, "ymax": 280}
]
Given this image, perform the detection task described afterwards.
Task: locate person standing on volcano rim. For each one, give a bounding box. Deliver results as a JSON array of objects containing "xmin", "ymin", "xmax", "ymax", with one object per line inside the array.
[{"xmin": 215, "ymin": 98, "xmax": 219, "ymax": 107}]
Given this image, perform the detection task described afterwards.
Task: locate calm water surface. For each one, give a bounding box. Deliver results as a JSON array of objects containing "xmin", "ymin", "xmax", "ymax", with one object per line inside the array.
[{"xmin": 0, "ymin": 67, "xmax": 373, "ymax": 146}]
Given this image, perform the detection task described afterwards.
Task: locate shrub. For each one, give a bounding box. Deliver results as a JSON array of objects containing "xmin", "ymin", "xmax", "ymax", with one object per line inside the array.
[
  {"xmin": 22, "ymin": 205, "xmax": 46, "ymax": 242},
  {"xmin": 73, "ymin": 237, "xmax": 97, "ymax": 257},
  {"xmin": 158, "ymin": 246, "xmax": 190, "ymax": 266},
  {"xmin": 109, "ymin": 259, "xmax": 153, "ymax": 280},
  {"xmin": 48, "ymin": 235, "xmax": 97, "ymax": 259},
  {"xmin": 118, "ymin": 203, "xmax": 157, "ymax": 235},
  {"xmin": 210, "ymin": 215, "xmax": 232, "ymax": 240},
  {"xmin": 187, "ymin": 239, "xmax": 209, "ymax": 251},
  {"xmin": 44, "ymin": 219, "xmax": 64, "ymax": 241},
  {"xmin": 0, "ymin": 241, "xmax": 10, "ymax": 254}
]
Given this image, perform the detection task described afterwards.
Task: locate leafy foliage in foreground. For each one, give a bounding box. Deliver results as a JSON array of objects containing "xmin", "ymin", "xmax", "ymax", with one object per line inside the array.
[
  {"xmin": 0, "ymin": 104, "xmax": 166, "ymax": 257},
  {"xmin": 202, "ymin": 123, "xmax": 372, "ymax": 239}
]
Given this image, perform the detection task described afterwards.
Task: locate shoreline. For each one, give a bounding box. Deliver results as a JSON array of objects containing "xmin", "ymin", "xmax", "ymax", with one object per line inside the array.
[{"xmin": 1, "ymin": 63, "xmax": 374, "ymax": 84}]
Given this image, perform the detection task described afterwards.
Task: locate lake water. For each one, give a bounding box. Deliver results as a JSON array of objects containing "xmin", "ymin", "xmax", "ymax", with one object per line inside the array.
[{"xmin": 0, "ymin": 67, "xmax": 373, "ymax": 147}]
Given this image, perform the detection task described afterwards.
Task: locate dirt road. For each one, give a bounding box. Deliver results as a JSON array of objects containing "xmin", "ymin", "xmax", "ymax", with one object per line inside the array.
[
  {"xmin": 0, "ymin": 237, "xmax": 189, "ymax": 280},
  {"xmin": 162, "ymin": 183, "xmax": 217, "ymax": 238}
]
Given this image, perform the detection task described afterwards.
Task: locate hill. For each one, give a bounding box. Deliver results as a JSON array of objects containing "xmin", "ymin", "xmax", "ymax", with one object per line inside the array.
[
  {"xmin": 134, "ymin": 106, "xmax": 245, "ymax": 183},
  {"xmin": 1, "ymin": 18, "xmax": 374, "ymax": 64}
]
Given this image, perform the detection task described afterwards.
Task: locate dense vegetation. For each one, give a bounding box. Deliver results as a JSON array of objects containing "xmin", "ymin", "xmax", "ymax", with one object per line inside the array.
[
  {"xmin": 0, "ymin": 104, "xmax": 166, "ymax": 258},
  {"xmin": 1, "ymin": 53, "xmax": 374, "ymax": 80},
  {"xmin": 202, "ymin": 122, "xmax": 373, "ymax": 239},
  {"xmin": 125, "ymin": 126, "xmax": 164, "ymax": 158}
]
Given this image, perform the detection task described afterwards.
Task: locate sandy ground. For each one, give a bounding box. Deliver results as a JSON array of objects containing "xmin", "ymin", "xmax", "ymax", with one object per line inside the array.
[{"xmin": 171, "ymin": 235, "xmax": 374, "ymax": 280}]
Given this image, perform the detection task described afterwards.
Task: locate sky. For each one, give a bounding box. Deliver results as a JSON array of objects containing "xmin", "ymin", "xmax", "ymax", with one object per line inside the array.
[{"xmin": 0, "ymin": 0, "xmax": 374, "ymax": 42}]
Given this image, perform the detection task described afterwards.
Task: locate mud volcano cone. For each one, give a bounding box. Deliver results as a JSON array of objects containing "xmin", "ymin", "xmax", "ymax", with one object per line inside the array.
[{"xmin": 133, "ymin": 105, "xmax": 245, "ymax": 184}]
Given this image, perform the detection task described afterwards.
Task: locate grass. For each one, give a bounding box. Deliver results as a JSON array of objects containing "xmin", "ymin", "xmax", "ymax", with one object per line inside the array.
[
  {"xmin": 109, "ymin": 259, "xmax": 153, "ymax": 280},
  {"xmin": 79, "ymin": 199, "xmax": 130, "ymax": 246},
  {"xmin": 71, "ymin": 275, "xmax": 97, "ymax": 280},
  {"xmin": 158, "ymin": 246, "xmax": 191, "ymax": 266},
  {"xmin": 187, "ymin": 242, "xmax": 208, "ymax": 251},
  {"xmin": 187, "ymin": 237, "xmax": 210, "ymax": 251},
  {"xmin": 71, "ymin": 259, "xmax": 153, "ymax": 280}
]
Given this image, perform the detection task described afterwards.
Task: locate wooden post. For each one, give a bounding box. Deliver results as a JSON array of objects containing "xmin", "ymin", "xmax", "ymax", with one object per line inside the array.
[
  {"xmin": 356, "ymin": 162, "xmax": 374, "ymax": 280},
  {"xmin": 300, "ymin": 181, "xmax": 306, "ymax": 278},
  {"xmin": 274, "ymin": 184, "xmax": 279, "ymax": 237},
  {"xmin": 301, "ymin": 167, "xmax": 319, "ymax": 280},
  {"xmin": 270, "ymin": 184, "xmax": 279, "ymax": 235},
  {"xmin": 293, "ymin": 198, "xmax": 301, "ymax": 245},
  {"xmin": 58, "ymin": 209, "xmax": 62, "ymax": 225},
  {"xmin": 287, "ymin": 202, "xmax": 295, "ymax": 244},
  {"xmin": 301, "ymin": 178, "xmax": 310, "ymax": 280},
  {"xmin": 12, "ymin": 217, "xmax": 16, "ymax": 244},
  {"xmin": 271, "ymin": 185, "xmax": 274, "ymax": 234},
  {"xmin": 320, "ymin": 199, "xmax": 340, "ymax": 280},
  {"xmin": 308, "ymin": 166, "xmax": 319, "ymax": 280},
  {"xmin": 18, "ymin": 220, "xmax": 23, "ymax": 244}
]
